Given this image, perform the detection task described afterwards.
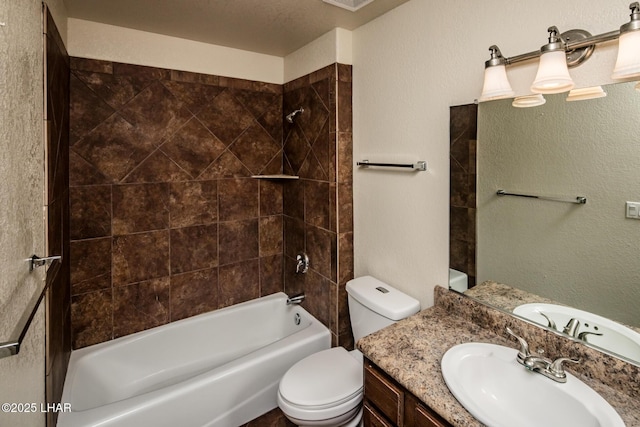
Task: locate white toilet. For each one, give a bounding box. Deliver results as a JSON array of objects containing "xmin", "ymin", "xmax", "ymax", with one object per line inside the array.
[{"xmin": 277, "ymin": 276, "xmax": 420, "ymax": 427}]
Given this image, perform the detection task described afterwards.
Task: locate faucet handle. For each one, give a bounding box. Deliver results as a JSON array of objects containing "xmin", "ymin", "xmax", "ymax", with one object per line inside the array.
[
  {"xmin": 506, "ymin": 327, "xmax": 531, "ymax": 360},
  {"xmin": 577, "ymin": 331, "xmax": 603, "ymax": 342},
  {"xmin": 539, "ymin": 311, "xmax": 557, "ymax": 330},
  {"xmin": 549, "ymin": 357, "xmax": 580, "ymax": 379}
]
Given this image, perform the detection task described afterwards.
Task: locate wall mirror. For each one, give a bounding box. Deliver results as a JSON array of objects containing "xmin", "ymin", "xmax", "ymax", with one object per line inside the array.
[{"xmin": 449, "ymin": 80, "xmax": 640, "ymax": 365}]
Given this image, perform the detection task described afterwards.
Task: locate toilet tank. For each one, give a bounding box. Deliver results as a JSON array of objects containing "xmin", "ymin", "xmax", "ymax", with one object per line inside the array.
[{"xmin": 346, "ymin": 276, "xmax": 420, "ymax": 343}]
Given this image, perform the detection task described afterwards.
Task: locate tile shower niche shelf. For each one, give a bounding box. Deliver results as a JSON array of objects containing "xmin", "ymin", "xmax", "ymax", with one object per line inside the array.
[{"xmin": 251, "ymin": 174, "xmax": 299, "ymax": 180}]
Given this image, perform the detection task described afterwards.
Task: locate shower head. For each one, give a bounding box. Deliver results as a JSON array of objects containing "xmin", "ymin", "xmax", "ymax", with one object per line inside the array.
[{"xmin": 286, "ymin": 107, "xmax": 304, "ymax": 123}]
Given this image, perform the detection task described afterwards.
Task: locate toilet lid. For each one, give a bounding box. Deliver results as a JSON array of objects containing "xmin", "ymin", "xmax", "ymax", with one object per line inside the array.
[{"xmin": 279, "ymin": 347, "xmax": 363, "ymax": 408}]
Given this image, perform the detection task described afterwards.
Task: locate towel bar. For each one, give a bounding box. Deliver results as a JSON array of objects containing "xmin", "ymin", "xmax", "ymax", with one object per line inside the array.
[
  {"xmin": 497, "ymin": 190, "xmax": 587, "ymax": 205},
  {"xmin": 357, "ymin": 160, "xmax": 427, "ymax": 171}
]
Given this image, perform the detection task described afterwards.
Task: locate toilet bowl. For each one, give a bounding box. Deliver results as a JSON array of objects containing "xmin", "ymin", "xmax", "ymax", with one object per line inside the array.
[
  {"xmin": 278, "ymin": 347, "xmax": 363, "ymax": 427},
  {"xmin": 277, "ymin": 276, "xmax": 420, "ymax": 427}
]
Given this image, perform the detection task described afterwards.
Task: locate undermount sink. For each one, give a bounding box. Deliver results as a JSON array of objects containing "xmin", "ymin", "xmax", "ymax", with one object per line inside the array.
[
  {"xmin": 513, "ymin": 303, "xmax": 640, "ymax": 362},
  {"xmin": 441, "ymin": 342, "xmax": 625, "ymax": 427}
]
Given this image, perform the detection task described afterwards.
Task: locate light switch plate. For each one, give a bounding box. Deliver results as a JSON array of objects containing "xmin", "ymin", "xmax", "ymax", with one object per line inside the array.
[{"xmin": 625, "ymin": 201, "xmax": 640, "ymax": 219}]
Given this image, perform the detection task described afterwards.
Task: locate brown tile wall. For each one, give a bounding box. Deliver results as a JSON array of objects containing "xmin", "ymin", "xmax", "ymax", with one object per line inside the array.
[
  {"xmin": 69, "ymin": 59, "xmax": 353, "ymax": 350},
  {"xmin": 449, "ymin": 104, "xmax": 477, "ymax": 287},
  {"xmin": 44, "ymin": 6, "xmax": 71, "ymax": 426},
  {"xmin": 282, "ymin": 64, "xmax": 354, "ymax": 348},
  {"xmin": 69, "ymin": 58, "xmax": 286, "ymax": 348}
]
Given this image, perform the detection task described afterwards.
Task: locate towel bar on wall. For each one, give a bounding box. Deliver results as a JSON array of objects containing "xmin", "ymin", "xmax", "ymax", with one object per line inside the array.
[
  {"xmin": 357, "ymin": 160, "xmax": 427, "ymax": 171},
  {"xmin": 0, "ymin": 256, "xmax": 60, "ymax": 358},
  {"xmin": 497, "ymin": 189, "xmax": 587, "ymax": 205}
]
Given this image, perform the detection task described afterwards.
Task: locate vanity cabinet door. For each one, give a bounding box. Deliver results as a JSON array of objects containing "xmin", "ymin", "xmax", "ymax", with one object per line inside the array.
[
  {"xmin": 414, "ymin": 402, "xmax": 450, "ymax": 427},
  {"xmin": 364, "ymin": 358, "xmax": 453, "ymax": 427},
  {"xmin": 363, "ymin": 402, "xmax": 395, "ymax": 427},
  {"xmin": 364, "ymin": 361, "xmax": 404, "ymax": 425}
]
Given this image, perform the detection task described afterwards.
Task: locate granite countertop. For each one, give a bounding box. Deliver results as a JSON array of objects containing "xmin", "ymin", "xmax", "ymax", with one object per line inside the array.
[
  {"xmin": 466, "ymin": 281, "xmax": 640, "ymax": 335},
  {"xmin": 357, "ymin": 289, "xmax": 640, "ymax": 427}
]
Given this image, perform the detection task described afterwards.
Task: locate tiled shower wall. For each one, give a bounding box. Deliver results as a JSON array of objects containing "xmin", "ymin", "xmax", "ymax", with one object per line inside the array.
[
  {"xmin": 69, "ymin": 58, "xmax": 285, "ymax": 348},
  {"xmin": 282, "ymin": 64, "xmax": 354, "ymax": 348},
  {"xmin": 69, "ymin": 58, "xmax": 353, "ymax": 349},
  {"xmin": 449, "ymin": 104, "xmax": 477, "ymax": 288}
]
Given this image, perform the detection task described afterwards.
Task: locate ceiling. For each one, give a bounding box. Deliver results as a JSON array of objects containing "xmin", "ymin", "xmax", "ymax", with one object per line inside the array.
[{"xmin": 63, "ymin": 0, "xmax": 410, "ymax": 57}]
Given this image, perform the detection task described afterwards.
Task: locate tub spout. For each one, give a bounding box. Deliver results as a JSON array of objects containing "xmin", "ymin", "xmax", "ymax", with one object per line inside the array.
[{"xmin": 286, "ymin": 293, "xmax": 305, "ymax": 305}]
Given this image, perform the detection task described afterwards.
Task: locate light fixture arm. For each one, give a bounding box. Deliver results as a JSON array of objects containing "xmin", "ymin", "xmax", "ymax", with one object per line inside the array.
[
  {"xmin": 498, "ymin": 1, "xmax": 640, "ymax": 68},
  {"xmin": 480, "ymin": 2, "xmax": 640, "ymax": 102},
  {"xmin": 502, "ymin": 28, "xmax": 618, "ymax": 67}
]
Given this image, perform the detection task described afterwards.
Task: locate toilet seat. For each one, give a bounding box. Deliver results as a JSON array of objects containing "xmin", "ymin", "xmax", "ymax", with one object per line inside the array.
[{"xmin": 278, "ymin": 347, "xmax": 363, "ymax": 422}]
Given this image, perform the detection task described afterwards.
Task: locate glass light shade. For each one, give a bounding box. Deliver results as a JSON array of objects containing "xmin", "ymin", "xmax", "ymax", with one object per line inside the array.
[
  {"xmin": 479, "ymin": 64, "xmax": 515, "ymax": 102},
  {"xmin": 531, "ymin": 50, "xmax": 575, "ymax": 94},
  {"xmin": 611, "ymin": 30, "xmax": 640, "ymax": 80},
  {"xmin": 512, "ymin": 94, "xmax": 546, "ymax": 108},
  {"xmin": 566, "ymin": 86, "xmax": 607, "ymax": 102}
]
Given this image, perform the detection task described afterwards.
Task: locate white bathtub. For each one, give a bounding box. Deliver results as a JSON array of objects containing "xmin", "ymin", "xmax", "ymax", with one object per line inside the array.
[{"xmin": 58, "ymin": 292, "xmax": 330, "ymax": 427}]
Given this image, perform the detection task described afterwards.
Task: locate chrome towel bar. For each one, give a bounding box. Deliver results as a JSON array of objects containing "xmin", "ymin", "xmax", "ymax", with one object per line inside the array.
[
  {"xmin": 497, "ymin": 190, "xmax": 587, "ymax": 205},
  {"xmin": 0, "ymin": 256, "xmax": 60, "ymax": 358},
  {"xmin": 357, "ymin": 160, "xmax": 427, "ymax": 171}
]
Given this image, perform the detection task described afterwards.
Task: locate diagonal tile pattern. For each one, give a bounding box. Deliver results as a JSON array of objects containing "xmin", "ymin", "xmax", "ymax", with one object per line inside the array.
[
  {"xmin": 283, "ymin": 63, "xmax": 354, "ymax": 349},
  {"xmin": 69, "ymin": 58, "xmax": 353, "ymax": 358},
  {"xmin": 69, "ymin": 58, "xmax": 287, "ymax": 348}
]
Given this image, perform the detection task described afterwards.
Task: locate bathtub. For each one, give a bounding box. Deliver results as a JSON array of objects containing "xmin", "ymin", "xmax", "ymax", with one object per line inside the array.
[{"xmin": 58, "ymin": 292, "xmax": 330, "ymax": 427}]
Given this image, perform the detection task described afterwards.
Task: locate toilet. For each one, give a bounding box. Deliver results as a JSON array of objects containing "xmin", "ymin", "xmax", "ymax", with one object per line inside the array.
[
  {"xmin": 448, "ymin": 268, "xmax": 469, "ymax": 293},
  {"xmin": 277, "ymin": 276, "xmax": 420, "ymax": 427}
]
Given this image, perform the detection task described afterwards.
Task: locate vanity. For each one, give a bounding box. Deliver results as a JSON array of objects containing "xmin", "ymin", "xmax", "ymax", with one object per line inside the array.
[
  {"xmin": 357, "ymin": 286, "xmax": 640, "ymax": 427},
  {"xmin": 363, "ymin": 358, "xmax": 450, "ymax": 427}
]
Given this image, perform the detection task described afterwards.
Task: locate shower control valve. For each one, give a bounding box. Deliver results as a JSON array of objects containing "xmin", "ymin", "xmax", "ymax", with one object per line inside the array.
[{"xmin": 296, "ymin": 252, "xmax": 309, "ymax": 274}]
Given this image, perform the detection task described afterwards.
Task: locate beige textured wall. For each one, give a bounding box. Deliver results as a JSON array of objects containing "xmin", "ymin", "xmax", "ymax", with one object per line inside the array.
[
  {"xmin": 67, "ymin": 18, "xmax": 284, "ymax": 84},
  {"xmin": 352, "ymin": 0, "xmax": 627, "ymax": 310},
  {"xmin": 283, "ymin": 27, "xmax": 352, "ymax": 83},
  {"xmin": 0, "ymin": 0, "xmax": 66, "ymax": 425},
  {"xmin": 477, "ymin": 82, "xmax": 640, "ymax": 327}
]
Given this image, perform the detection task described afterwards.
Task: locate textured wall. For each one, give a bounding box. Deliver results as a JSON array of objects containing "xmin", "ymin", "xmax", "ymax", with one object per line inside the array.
[
  {"xmin": 67, "ymin": 19, "xmax": 283, "ymax": 84},
  {"xmin": 477, "ymin": 82, "xmax": 640, "ymax": 327},
  {"xmin": 0, "ymin": 0, "xmax": 46, "ymax": 425},
  {"xmin": 353, "ymin": 0, "xmax": 627, "ymax": 310},
  {"xmin": 283, "ymin": 28, "xmax": 352, "ymax": 84}
]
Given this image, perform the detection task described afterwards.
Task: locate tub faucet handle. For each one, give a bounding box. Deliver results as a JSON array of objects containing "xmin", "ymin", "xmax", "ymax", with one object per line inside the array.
[{"xmin": 296, "ymin": 252, "xmax": 309, "ymax": 274}]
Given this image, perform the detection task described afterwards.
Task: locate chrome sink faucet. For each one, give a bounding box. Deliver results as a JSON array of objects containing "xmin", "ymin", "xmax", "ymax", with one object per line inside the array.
[
  {"xmin": 562, "ymin": 318, "xmax": 604, "ymax": 343},
  {"xmin": 506, "ymin": 327, "xmax": 580, "ymax": 383}
]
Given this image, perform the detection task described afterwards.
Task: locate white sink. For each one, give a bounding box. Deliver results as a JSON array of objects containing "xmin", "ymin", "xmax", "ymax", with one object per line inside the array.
[
  {"xmin": 441, "ymin": 342, "xmax": 625, "ymax": 427},
  {"xmin": 513, "ymin": 303, "xmax": 640, "ymax": 363}
]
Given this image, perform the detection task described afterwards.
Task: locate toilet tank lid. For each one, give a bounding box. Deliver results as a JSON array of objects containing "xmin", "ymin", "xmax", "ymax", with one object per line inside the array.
[{"xmin": 346, "ymin": 276, "xmax": 420, "ymax": 321}]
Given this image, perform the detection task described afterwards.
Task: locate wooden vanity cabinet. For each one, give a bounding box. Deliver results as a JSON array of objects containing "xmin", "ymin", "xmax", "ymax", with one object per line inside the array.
[{"xmin": 363, "ymin": 358, "xmax": 452, "ymax": 427}]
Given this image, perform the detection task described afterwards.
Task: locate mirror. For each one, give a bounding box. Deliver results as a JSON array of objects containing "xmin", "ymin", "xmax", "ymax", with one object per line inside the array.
[{"xmin": 450, "ymin": 81, "xmax": 640, "ymax": 364}]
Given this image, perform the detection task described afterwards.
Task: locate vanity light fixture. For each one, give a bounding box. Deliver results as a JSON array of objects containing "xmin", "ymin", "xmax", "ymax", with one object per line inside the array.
[
  {"xmin": 480, "ymin": 2, "xmax": 640, "ymax": 102},
  {"xmin": 512, "ymin": 94, "xmax": 546, "ymax": 108},
  {"xmin": 479, "ymin": 46, "xmax": 515, "ymax": 101},
  {"xmin": 612, "ymin": 2, "xmax": 640, "ymax": 80},
  {"xmin": 566, "ymin": 86, "xmax": 607, "ymax": 102},
  {"xmin": 531, "ymin": 27, "xmax": 575, "ymax": 94}
]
